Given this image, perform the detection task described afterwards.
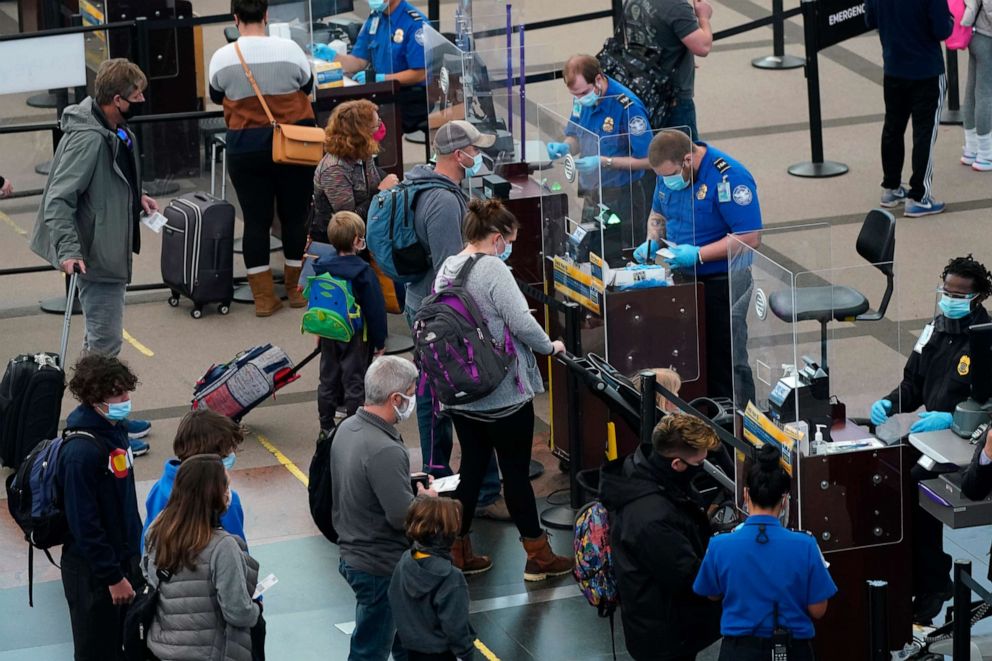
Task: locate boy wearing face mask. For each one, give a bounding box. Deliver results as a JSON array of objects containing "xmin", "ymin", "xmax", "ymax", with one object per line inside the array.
[
  {"xmin": 142, "ymin": 409, "xmax": 248, "ymax": 554},
  {"xmin": 599, "ymin": 413, "xmax": 723, "ymax": 660},
  {"xmin": 869, "ymin": 254, "xmax": 992, "ymax": 623},
  {"xmin": 331, "ymin": 356, "xmax": 437, "ymax": 661},
  {"xmin": 57, "ymin": 354, "xmax": 145, "ymax": 660}
]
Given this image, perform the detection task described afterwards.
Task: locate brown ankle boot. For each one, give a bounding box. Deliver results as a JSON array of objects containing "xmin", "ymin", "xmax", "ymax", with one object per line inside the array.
[
  {"xmin": 282, "ymin": 264, "xmax": 307, "ymax": 308},
  {"xmin": 246, "ymin": 270, "xmax": 284, "ymax": 317},
  {"xmin": 522, "ymin": 531, "xmax": 573, "ymax": 582},
  {"xmin": 451, "ymin": 534, "xmax": 493, "ymax": 575}
]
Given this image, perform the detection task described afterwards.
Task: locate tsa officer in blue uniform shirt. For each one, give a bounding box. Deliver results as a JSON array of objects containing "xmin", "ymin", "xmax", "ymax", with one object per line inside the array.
[
  {"xmin": 635, "ymin": 129, "xmax": 762, "ymax": 404},
  {"xmin": 694, "ymin": 445, "xmax": 837, "ymax": 661},
  {"xmin": 547, "ymin": 55, "xmax": 654, "ymax": 266},
  {"xmin": 327, "ymin": 0, "xmax": 427, "ymax": 133}
]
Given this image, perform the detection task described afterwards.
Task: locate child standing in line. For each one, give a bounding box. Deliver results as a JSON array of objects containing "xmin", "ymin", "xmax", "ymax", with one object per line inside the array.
[
  {"xmin": 143, "ymin": 409, "xmax": 247, "ymax": 551},
  {"xmin": 389, "ymin": 496, "xmax": 476, "ymax": 661},
  {"xmin": 313, "ymin": 210, "xmax": 387, "ymax": 436}
]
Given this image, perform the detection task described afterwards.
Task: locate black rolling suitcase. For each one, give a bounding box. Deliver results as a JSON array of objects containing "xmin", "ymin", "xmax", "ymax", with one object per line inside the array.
[
  {"xmin": 162, "ymin": 192, "xmax": 235, "ymax": 319},
  {"xmin": 0, "ymin": 272, "xmax": 78, "ymax": 469}
]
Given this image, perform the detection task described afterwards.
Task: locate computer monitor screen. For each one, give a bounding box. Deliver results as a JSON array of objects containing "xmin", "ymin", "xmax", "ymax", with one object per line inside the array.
[
  {"xmin": 310, "ymin": 0, "xmax": 355, "ymax": 19},
  {"xmin": 969, "ymin": 322, "xmax": 992, "ymax": 404}
]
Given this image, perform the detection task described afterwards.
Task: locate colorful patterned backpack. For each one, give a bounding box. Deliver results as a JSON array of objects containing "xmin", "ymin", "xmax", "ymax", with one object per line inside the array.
[{"xmin": 573, "ymin": 500, "xmax": 618, "ymax": 617}]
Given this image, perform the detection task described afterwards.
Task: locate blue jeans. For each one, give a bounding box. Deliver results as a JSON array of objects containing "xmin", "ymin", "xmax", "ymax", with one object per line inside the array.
[
  {"xmin": 404, "ymin": 304, "xmax": 501, "ymax": 506},
  {"xmin": 338, "ymin": 559, "xmax": 408, "ymax": 661},
  {"xmin": 665, "ymin": 98, "xmax": 699, "ymax": 141}
]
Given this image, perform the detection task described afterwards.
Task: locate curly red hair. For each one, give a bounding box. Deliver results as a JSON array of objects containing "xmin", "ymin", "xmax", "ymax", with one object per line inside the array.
[{"xmin": 324, "ymin": 99, "xmax": 380, "ymax": 161}]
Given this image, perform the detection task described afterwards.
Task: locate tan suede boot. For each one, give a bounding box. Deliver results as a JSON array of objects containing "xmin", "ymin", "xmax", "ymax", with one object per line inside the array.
[
  {"xmin": 522, "ymin": 531, "xmax": 573, "ymax": 582},
  {"xmin": 451, "ymin": 534, "xmax": 493, "ymax": 575},
  {"xmin": 247, "ymin": 270, "xmax": 284, "ymax": 317},
  {"xmin": 283, "ymin": 264, "xmax": 307, "ymax": 308}
]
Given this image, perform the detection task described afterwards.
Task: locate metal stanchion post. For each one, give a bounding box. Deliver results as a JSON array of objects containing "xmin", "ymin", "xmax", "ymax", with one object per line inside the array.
[
  {"xmin": 953, "ymin": 560, "xmax": 972, "ymax": 661},
  {"xmin": 941, "ymin": 47, "xmax": 963, "ymax": 125},
  {"xmin": 867, "ymin": 580, "xmax": 889, "ymax": 661},
  {"xmin": 638, "ymin": 370, "xmax": 657, "ymax": 445},
  {"xmin": 751, "ymin": 0, "xmax": 804, "ymax": 70}
]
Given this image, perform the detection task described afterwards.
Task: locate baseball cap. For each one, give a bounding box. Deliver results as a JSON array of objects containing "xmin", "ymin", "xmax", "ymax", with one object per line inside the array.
[{"xmin": 432, "ymin": 120, "xmax": 496, "ymax": 155}]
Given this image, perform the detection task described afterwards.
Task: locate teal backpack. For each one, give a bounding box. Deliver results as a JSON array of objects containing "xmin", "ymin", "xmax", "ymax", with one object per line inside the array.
[{"xmin": 301, "ymin": 274, "xmax": 364, "ymax": 342}]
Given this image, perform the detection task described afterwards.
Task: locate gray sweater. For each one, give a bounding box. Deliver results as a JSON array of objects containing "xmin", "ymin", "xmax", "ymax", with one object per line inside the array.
[
  {"xmin": 434, "ymin": 254, "xmax": 554, "ymax": 412},
  {"xmin": 964, "ymin": 0, "xmax": 992, "ymax": 37},
  {"xmin": 331, "ymin": 408, "xmax": 415, "ymax": 576},
  {"xmin": 142, "ymin": 530, "xmax": 260, "ymax": 661},
  {"xmin": 404, "ymin": 164, "xmax": 469, "ymax": 311}
]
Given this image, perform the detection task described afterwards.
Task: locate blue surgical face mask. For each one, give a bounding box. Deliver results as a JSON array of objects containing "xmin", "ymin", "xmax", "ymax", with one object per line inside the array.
[
  {"xmin": 368, "ymin": 0, "xmax": 386, "ymax": 12},
  {"xmin": 462, "ymin": 151, "xmax": 483, "ymax": 177},
  {"xmin": 104, "ymin": 399, "xmax": 132, "ymax": 421},
  {"xmin": 939, "ymin": 295, "xmax": 974, "ymax": 320},
  {"xmin": 662, "ymin": 160, "xmax": 690, "ymax": 191},
  {"xmin": 223, "ymin": 452, "xmax": 237, "ymax": 470},
  {"xmin": 497, "ymin": 237, "xmax": 513, "ymax": 261},
  {"xmin": 576, "ymin": 89, "xmax": 599, "ymax": 108}
]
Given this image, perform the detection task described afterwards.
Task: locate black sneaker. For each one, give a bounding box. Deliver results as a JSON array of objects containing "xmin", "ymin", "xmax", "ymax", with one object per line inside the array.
[{"xmin": 913, "ymin": 586, "xmax": 953, "ymax": 624}]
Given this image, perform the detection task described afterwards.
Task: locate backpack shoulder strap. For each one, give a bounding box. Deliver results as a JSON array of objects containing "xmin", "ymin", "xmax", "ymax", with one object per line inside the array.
[{"xmin": 450, "ymin": 253, "xmax": 486, "ymax": 288}]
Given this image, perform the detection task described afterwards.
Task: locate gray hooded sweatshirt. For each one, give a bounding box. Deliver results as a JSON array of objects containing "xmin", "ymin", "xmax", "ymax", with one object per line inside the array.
[
  {"xmin": 30, "ymin": 97, "xmax": 139, "ymax": 283},
  {"xmin": 388, "ymin": 546, "xmax": 476, "ymax": 659}
]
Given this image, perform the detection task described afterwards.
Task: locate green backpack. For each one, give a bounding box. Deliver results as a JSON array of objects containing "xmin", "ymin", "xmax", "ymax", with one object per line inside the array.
[{"xmin": 301, "ymin": 273, "xmax": 364, "ymax": 342}]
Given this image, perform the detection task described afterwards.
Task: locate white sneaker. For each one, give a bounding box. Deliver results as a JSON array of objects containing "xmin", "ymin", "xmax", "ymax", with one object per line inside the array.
[{"xmin": 962, "ymin": 150, "xmax": 977, "ymax": 166}]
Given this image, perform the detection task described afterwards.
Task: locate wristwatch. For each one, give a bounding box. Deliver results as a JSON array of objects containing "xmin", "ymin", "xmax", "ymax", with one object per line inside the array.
[{"xmin": 605, "ymin": 157, "xmax": 614, "ymax": 169}]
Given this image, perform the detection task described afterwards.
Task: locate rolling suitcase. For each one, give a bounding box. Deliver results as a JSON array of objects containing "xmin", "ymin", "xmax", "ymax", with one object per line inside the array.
[
  {"xmin": 0, "ymin": 272, "xmax": 77, "ymax": 469},
  {"xmin": 161, "ymin": 191, "xmax": 235, "ymax": 319}
]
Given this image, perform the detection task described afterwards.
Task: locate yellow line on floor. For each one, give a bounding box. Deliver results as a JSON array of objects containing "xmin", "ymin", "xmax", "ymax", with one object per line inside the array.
[
  {"xmin": 0, "ymin": 210, "xmax": 27, "ymax": 237},
  {"xmin": 122, "ymin": 329, "xmax": 154, "ymax": 357},
  {"xmin": 474, "ymin": 639, "xmax": 500, "ymax": 660},
  {"xmin": 256, "ymin": 433, "xmax": 309, "ymax": 486}
]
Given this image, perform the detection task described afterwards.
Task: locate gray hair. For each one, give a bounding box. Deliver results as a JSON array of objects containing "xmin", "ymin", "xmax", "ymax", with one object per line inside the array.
[{"xmin": 364, "ymin": 356, "xmax": 419, "ymax": 405}]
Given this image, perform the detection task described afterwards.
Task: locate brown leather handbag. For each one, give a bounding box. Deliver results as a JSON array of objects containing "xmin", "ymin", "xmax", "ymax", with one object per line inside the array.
[{"xmin": 234, "ymin": 42, "xmax": 324, "ymax": 166}]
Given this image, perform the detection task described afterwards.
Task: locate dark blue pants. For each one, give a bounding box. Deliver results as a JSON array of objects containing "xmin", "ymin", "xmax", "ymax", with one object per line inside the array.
[{"xmin": 338, "ymin": 559, "xmax": 408, "ymax": 661}]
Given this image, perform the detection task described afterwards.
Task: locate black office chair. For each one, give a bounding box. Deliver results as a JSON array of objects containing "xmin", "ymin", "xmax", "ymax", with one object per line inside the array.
[{"xmin": 768, "ymin": 208, "xmax": 896, "ymax": 372}]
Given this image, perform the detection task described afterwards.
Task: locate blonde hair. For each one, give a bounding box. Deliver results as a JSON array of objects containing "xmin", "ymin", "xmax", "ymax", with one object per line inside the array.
[
  {"xmin": 327, "ymin": 211, "xmax": 365, "ymax": 252},
  {"xmin": 651, "ymin": 413, "xmax": 720, "ymax": 459}
]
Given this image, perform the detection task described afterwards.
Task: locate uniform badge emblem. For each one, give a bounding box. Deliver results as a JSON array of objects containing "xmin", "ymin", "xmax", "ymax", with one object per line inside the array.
[
  {"xmin": 602, "ymin": 117, "xmax": 615, "ymax": 133},
  {"xmin": 696, "ymin": 184, "xmax": 707, "ymax": 200},
  {"xmin": 959, "ymin": 355, "xmax": 971, "ymax": 376},
  {"xmin": 732, "ymin": 185, "xmax": 753, "ymax": 206},
  {"xmin": 393, "ymin": 28, "xmax": 404, "ymax": 43},
  {"xmin": 628, "ymin": 115, "xmax": 647, "ymax": 136},
  {"xmin": 414, "ymin": 28, "xmax": 424, "ymax": 45}
]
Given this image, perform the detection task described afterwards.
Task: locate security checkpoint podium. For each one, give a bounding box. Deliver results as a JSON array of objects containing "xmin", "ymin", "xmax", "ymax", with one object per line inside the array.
[
  {"xmin": 728, "ymin": 226, "xmax": 914, "ymax": 660},
  {"xmin": 536, "ymin": 107, "xmax": 705, "ymax": 469}
]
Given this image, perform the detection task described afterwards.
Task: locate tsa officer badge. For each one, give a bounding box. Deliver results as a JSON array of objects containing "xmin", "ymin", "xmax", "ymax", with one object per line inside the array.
[
  {"xmin": 697, "ymin": 183, "xmax": 708, "ymax": 200},
  {"xmin": 393, "ymin": 28, "xmax": 404, "ymax": 43},
  {"xmin": 602, "ymin": 116, "xmax": 614, "ymax": 133}
]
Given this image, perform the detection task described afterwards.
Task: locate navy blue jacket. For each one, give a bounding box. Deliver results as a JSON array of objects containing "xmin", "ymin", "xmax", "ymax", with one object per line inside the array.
[
  {"xmin": 57, "ymin": 405, "xmax": 143, "ymax": 585},
  {"xmin": 865, "ymin": 0, "xmax": 953, "ymax": 80},
  {"xmin": 313, "ymin": 253, "xmax": 388, "ymax": 350}
]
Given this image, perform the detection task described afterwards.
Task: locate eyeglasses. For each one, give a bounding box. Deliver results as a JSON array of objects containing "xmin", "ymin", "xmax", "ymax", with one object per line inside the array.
[{"xmin": 936, "ymin": 287, "xmax": 977, "ymax": 300}]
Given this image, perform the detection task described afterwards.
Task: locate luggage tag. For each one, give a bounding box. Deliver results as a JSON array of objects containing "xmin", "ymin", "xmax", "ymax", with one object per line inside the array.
[
  {"xmin": 717, "ymin": 177, "xmax": 731, "ymax": 203},
  {"xmin": 141, "ymin": 211, "xmax": 168, "ymax": 234},
  {"xmin": 252, "ymin": 573, "xmax": 278, "ymax": 599}
]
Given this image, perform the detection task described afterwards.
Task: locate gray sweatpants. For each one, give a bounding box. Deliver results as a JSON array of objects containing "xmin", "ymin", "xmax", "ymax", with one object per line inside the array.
[
  {"xmin": 317, "ymin": 335, "xmax": 368, "ymax": 431},
  {"xmin": 964, "ymin": 32, "xmax": 992, "ymax": 135},
  {"xmin": 76, "ymin": 279, "xmax": 126, "ymax": 357}
]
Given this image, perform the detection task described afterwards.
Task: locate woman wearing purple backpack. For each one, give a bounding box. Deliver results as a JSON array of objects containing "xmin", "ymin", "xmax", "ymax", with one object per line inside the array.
[{"xmin": 432, "ymin": 198, "xmax": 572, "ymax": 581}]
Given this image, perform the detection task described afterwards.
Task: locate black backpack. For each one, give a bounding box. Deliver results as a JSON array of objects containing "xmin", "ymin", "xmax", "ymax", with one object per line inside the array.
[
  {"xmin": 0, "ymin": 352, "xmax": 65, "ymax": 469},
  {"xmin": 123, "ymin": 568, "xmax": 171, "ymax": 661},
  {"xmin": 5, "ymin": 430, "xmax": 98, "ymax": 605},
  {"xmin": 308, "ymin": 425, "xmax": 341, "ymax": 544},
  {"xmin": 412, "ymin": 255, "xmax": 516, "ymax": 406}
]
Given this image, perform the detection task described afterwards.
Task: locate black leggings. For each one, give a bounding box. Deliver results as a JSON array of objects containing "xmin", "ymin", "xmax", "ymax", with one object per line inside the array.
[
  {"xmin": 451, "ymin": 401, "xmax": 542, "ymax": 538},
  {"xmin": 226, "ymin": 150, "xmax": 313, "ymax": 269}
]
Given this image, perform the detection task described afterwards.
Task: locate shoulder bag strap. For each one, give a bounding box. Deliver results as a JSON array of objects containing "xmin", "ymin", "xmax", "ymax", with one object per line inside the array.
[{"xmin": 233, "ymin": 42, "xmax": 277, "ymax": 127}]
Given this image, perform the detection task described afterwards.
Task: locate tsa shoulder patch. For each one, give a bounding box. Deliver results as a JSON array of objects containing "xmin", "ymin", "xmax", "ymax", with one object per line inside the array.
[
  {"xmin": 628, "ymin": 115, "xmax": 648, "ymax": 136},
  {"xmin": 732, "ymin": 185, "xmax": 753, "ymax": 206},
  {"xmin": 414, "ymin": 27, "xmax": 424, "ymax": 45}
]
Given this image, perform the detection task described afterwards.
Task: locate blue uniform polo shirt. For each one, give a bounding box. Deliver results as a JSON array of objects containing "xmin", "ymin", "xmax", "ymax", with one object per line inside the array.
[
  {"xmin": 693, "ymin": 515, "xmax": 838, "ymax": 639},
  {"xmin": 352, "ymin": 1, "xmax": 426, "ymax": 81},
  {"xmin": 651, "ymin": 143, "xmax": 762, "ymax": 276},
  {"xmin": 564, "ymin": 77, "xmax": 652, "ymax": 190}
]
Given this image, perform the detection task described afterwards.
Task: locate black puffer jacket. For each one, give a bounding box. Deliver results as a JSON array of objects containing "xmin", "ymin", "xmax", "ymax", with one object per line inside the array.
[{"xmin": 599, "ymin": 446, "xmax": 721, "ymax": 661}]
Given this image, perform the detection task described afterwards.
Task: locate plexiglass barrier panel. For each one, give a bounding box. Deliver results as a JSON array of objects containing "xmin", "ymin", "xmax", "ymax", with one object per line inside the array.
[{"xmin": 424, "ymin": 25, "xmax": 466, "ymax": 142}]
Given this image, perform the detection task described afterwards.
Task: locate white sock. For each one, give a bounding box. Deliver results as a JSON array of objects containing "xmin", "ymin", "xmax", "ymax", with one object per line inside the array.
[
  {"xmin": 965, "ymin": 128, "xmax": 978, "ymax": 153},
  {"xmin": 246, "ymin": 265, "xmax": 270, "ymax": 275},
  {"xmin": 284, "ymin": 259, "xmax": 303, "ymax": 268},
  {"xmin": 977, "ymin": 134, "xmax": 992, "ymax": 162}
]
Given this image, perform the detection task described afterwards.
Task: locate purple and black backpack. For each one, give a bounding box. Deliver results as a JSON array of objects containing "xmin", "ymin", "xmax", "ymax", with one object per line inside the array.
[{"xmin": 412, "ymin": 254, "xmax": 516, "ymax": 406}]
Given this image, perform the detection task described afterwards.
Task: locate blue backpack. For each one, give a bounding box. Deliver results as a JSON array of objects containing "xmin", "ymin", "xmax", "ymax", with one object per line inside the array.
[
  {"xmin": 367, "ymin": 177, "xmax": 463, "ymax": 283},
  {"xmin": 301, "ymin": 273, "xmax": 364, "ymax": 342}
]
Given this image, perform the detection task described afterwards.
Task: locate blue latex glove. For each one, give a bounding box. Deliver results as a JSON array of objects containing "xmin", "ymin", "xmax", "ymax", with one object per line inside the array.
[
  {"xmin": 870, "ymin": 399, "xmax": 892, "ymax": 426},
  {"xmin": 663, "ymin": 244, "xmax": 700, "ymax": 270},
  {"xmin": 633, "ymin": 240, "xmax": 654, "ymax": 264},
  {"xmin": 375, "ymin": 73, "xmax": 387, "ymax": 83},
  {"xmin": 547, "ymin": 142, "xmax": 570, "ymax": 160},
  {"xmin": 353, "ymin": 71, "xmax": 367, "ymax": 85},
  {"xmin": 575, "ymin": 155, "xmax": 600, "ymax": 174},
  {"xmin": 310, "ymin": 43, "xmax": 337, "ymax": 61},
  {"xmin": 910, "ymin": 411, "xmax": 954, "ymax": 433}
]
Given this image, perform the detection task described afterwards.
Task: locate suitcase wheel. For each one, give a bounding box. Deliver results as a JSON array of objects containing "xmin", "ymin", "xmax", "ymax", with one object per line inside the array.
[
  {"xmin": 191, "ymin": 308, "xmax": 203, "ymax": 319},
  {"xmin": 168, "ymin": 295, "xmax": 180, "ymax": 308},
  {"xmin": 218, "ymin": 303, "xmax": 230, "ymax": 316}
]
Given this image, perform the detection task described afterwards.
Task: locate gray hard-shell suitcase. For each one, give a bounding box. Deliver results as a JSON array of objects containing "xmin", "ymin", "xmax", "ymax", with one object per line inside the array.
[{"xmin": 161, "ymin": 192, "xmax": 235, "ymax": 319}]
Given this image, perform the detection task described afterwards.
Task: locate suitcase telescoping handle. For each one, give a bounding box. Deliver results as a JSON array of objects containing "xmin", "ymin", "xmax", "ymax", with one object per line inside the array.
[{"xmin": 59, "ymin": 266, "xmax": 80, "ymax": 367}]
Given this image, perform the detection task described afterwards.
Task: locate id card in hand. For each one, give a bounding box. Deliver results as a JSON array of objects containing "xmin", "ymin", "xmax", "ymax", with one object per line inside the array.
[
  {"xmin": 141, "ymin": 211, "xmax": 168, "ymax": 233},
  {"xmin": 253, "ymin": 573, "xmax": 278, "ymax": 599}
]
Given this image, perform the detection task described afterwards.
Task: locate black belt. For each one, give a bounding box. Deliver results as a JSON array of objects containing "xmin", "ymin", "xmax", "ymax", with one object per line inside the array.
[{"xmin": 723, "ymin": 636, "xmax": 813, "ymax": 649}]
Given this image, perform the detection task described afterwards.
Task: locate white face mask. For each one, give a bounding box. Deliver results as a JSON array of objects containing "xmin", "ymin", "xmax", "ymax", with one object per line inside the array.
[{"xmin": 393, "ymin": 392, "xmax": 416, "ymax": 421}]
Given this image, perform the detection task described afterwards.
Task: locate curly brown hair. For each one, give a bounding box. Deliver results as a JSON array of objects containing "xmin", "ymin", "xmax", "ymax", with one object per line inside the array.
[
  {"xmin": 68, "ymin": 354, "xmax": 139, "ymax": 407},
  {"xmin": 324, "ymin": 99, "xmax": 380, "ymax": 161}
]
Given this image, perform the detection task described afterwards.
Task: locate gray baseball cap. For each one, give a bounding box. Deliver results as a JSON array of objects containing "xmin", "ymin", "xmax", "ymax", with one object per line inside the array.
[{"xmin": 432, "ymin": 120, "xmax": 496, "ymax": 155}]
